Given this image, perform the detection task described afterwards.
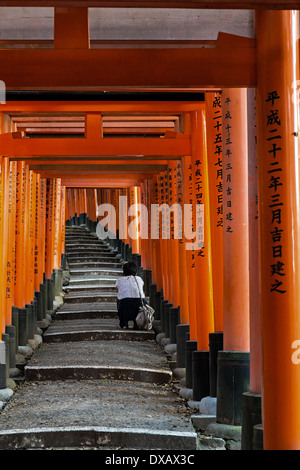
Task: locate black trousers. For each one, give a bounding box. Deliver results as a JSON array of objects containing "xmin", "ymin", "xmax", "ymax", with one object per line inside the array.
[{"xmin": 117, "ymin": 297, "xmax": 143, "ymax": 328}]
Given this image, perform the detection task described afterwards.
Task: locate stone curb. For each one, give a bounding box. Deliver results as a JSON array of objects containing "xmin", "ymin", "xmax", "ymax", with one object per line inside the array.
[
  {"xmin": 25, "ymin": 364, "xmax": 172, "ymax": 384},
  {"xmin": 43, "ymin": 329, "xmax": 155, "ymax": 343},
  {"xmin": 0, "ymin": 425, "xmax": 197, "ymax": 450}
]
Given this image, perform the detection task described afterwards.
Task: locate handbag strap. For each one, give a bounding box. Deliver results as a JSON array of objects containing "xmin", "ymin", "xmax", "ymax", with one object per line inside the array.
[{"xmin": 134, "ymin": 276, "xmax": 143, "ymax": 302}]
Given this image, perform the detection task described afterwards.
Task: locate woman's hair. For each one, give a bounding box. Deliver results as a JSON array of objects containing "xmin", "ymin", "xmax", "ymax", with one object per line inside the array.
[{"xmin": 123, "ymin": 261, "xmax": 137, "ymax": 276}]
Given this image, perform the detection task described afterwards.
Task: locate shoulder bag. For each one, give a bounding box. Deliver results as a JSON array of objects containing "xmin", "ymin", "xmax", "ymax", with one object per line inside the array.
[{"xmin": 134, "ymin": 276, "xmax": 155, "ymax": 330}]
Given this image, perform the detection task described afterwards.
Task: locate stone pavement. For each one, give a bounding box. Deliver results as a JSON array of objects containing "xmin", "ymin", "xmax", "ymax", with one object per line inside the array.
[{"xmin": 0, "ymin": 226, "xmax": 198, "ymax": 450}]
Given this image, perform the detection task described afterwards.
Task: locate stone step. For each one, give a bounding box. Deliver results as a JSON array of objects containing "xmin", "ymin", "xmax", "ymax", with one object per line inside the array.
[
  {"xmin": 68, "ymin": 261, "xmax": 121, "ymax": 269},
  {"xmin": 67, "ymin": 254, "xmax": 119, "ymax": 261},
  {"xmin": 55, "ymin": 302, "xmax": 118, "ymax": 320},
  {"xmin": 69, "ymin": 268, "xmax": 123, "ymax": 277},
  {"xmin": 64, "ymin": 284, "xmax": 116, "ymax": 293},
  {"xmin": 68, "ymin": 277, "xmax": 118, "ymax": 286},
  {"xmin": 0, "ymin": 426, "xmax": 197, "ymax": 450},
  {"xmin": 26, "ymin": 336, "xmax": 169, "ymax": 376},
  {"xmin": 65, "ymin": 240, "xmax": 108, "ymax": 245},
  {"xmin": 65, "ymin": 237, "xmax": 100, "ymax": 240},
  {"xmin": 63, "ymin": 291, "xmax": 118, "ymax": 303},
  {"xmin": 66, "ymin": 246, "xmax": 112, "ymax": 251},
  {"xmin": 43, "ymin": 318, "xmax": 155, "ymax": 343},
  {"xmin": 0, "ymin": 377, "xmax": 196, "ymax": 450}
]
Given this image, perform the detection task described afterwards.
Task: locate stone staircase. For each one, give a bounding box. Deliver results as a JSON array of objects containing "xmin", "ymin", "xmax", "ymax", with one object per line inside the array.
[{"xmin": 0, "ymin": 225, "xmax": 197, "ymax": 450}]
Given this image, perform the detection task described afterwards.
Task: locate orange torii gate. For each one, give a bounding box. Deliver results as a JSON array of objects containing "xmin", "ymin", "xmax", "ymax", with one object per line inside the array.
[{"xmin": 0, "ymin": 6, "xmax": 299, "ymax": 451}]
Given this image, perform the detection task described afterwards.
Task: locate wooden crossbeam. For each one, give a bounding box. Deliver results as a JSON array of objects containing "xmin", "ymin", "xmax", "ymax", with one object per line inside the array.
[
  {"xmin": 60, "ymin": 180, "xmax": 143, "ymax": 188},
  {"xmin": 0, "ymin": 0, "xmax": 297, "ymax": 9},
  {"xmin": 1, "ymin": 102, "xmax": 204, "ymax": 113},
  {"xmin": 0, "ymin": 35, "xmax": 256, "ymax": 89},
  {"xmin": 0, "ymin": 132, "xmax": 190, "ymax": 157},
  {"xmin": 28, "ymin": 164, "xmax": 168, "ymax": 171},
  {"xmin": 54, "ymin": 7, "xmax": 90, "ymax": 49}
]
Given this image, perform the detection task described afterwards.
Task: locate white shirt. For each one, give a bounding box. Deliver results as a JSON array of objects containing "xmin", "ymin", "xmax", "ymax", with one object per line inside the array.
[{"xmin": 116, "ymin": 275, "xmax": 145, "ymax": 300}]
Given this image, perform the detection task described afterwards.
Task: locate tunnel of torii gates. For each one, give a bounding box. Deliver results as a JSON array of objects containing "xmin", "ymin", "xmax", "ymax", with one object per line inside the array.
[{"xmin": 0, "ymin": 5, "xmax": 299, "ymax": 451}]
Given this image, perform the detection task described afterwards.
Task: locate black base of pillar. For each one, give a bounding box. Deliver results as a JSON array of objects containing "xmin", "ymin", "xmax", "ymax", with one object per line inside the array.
[
  {"xmin": 209, "ymin": 332, "xmax": 223, "ymax": 397},
  {"xmin": 149, "ymin": 284, "xmax": 157, "ymax": 309},
  {"xmin": 169, "ymin": 307, "xmax": 180, "ymax": 344},
  {"xmin": 46, "ymin": 278, "xmax": 54, "ymax": 310},
  {"xmin": 154, "ymin": 290, "xmax": 162, "ymax": 320},
  {"xmin": 216, "ymin": 350, "xmax": 250, "ymax": 426},
  {"xmin": 0, "ymin": 364, "xmax": 6, "ymax": 389},
  {"xmin": 79, "ymin": 212, "xmax": 87, "ymax": 226},
  {"xmin": 25, "ymin": 304, "xmax": 34, "ymax": 339},
  {"xmin": 192, "ymin": 350, "xmax": 210, "ymax": 401},
  {"xmin": 11, "ymin": 307, "xmax": 19, "ymax": 352},
  {"xmin": 61, "ymin": 253, "xmax": 67, "ymax": 270},
  {"xmin": 2, "ymin": 333, "xmax": 9, "ymax": 378},
  {"xmin": 241, "ymin": 392, "xmax": 262, "ymax": 450},
  {"xmin": 176, "ymin": 324, "xmax": 190, "ymax": 369},
  {"xmin": 253, "ymin": 424, "xmax": 263, "ymax": 450},
  {"xmin": 35, "ymin": 291, "xmax": 44, "ymax": 322},
  {"xmin": 18, "ymin": 308, "xmax": 29, "ymax": 346},
  {"xmin": 164, "ymin": 303, "xmax": 173, "ymax": 339},
  {"xmin": 144, "ymin": 270, "xmax": 152, "ymax": 297},
  {"xmin": 5, "ymin": 326, "xmax": 16, "ymax": 369},
  {"xmin": 160, "ymin": 299, "xmax": 168, "ymax": 333},
  {"xmin": 40, "ymin": 283, "xmax": 47, "ymax": 318},
  {"xmin": 185, "ymin": 340, "xmax": 198, "ymax": 389}
]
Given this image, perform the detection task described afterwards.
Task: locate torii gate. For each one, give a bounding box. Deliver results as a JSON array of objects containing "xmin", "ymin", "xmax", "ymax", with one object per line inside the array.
[{"xmin": 0, "ymin": 4, "xmax": 299, "ymax": 450}]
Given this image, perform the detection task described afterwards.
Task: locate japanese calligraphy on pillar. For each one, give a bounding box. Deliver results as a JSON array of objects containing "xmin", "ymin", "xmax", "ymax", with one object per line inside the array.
[
  {"xmin": 223, "ymin": 95, "xmax": 234, "ymax": 234},
  {"xmin": 168, "ymin": 167, "xmax": 174, "ymax": 240},
  {"xmin": 212, "ymin": 93, "xmax": 223, "ymax": 228},
  {"xmin": 34, "ymin": 176, "xmax": 40, "ymax": 277},
  {"xmin": 265, "ymin": 90, "xmax": 286, "ymax": 294},
  {"xmin": 175, "ymin": 160, "xmax": 183, "ymax": 243},
  {"xmin": 151, "ymin": 176, "xmax": 160, "ymax": 240},
  {"xmin": 6, "ymin": 164, "xmax": 13, "ymax": 300},
  {"xmin": 164, "ymin": 171, "xmax": 170, "ymax": 238},
  {"xmin": 159, "ymin": 172, "xmax": 167, "ymax": 239},
  {"xmin": 187, "ymin": 157, "xmax": 195, "ymax": 267},
  {"xmin": 192, "ymin": 155, "xmax": 205, "ymax": 256}
]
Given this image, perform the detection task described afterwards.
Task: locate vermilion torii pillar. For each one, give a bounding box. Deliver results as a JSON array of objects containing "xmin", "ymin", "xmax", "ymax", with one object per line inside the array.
[
  {"xmin": 216, "ymin": 88, "xmax": 250, "ymax": 427},
  {"xmin": 256, "ymin": 10, "xmax": 300, "ymax": 450}
]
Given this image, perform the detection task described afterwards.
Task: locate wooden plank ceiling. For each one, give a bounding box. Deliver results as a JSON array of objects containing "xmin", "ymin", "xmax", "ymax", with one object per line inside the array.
[{"xmin": 10, "ymin": 113, "xmax": 180, "ymax": 137}]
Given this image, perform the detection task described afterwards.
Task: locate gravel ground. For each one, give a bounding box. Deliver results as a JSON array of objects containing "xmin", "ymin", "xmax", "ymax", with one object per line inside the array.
[{"xmin": 0, "ymin": 379, "xmax": 193, "ymax": 433}]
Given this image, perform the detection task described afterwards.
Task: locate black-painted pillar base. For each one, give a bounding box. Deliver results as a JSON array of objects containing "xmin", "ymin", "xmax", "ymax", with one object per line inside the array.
[
  {"xmin": 241, "ymin": 392, "xmax": 262, "ymax": 450},
  {"xmin": 79, "ymin": 212, "xmax": 87, "ymax": 226},
  {"xmin": 35, "ymin": 291, "xmax": 44, "ymax": 322},
  {"xmin": 5, "ymin": 325, "xmax": 16, "ymax": 369},
  {"xmin": 1, "ymin": 334, "xmax": 9, "ymax": 380},
  {"xmin": 61, "ymin": 253, "xmax": 67, "ymax": 270},
  {"xmin": 185, "ymin": 340, "xmax": 198, "ymax": 389},
  {"xmin": 176, "ymin": 324, "xmax": 190, "ymax": 369},
  {"xmin": 253, "ymin": 424, "xmax": 264, "ymax": 450},
  {"xmin": 169, "ymin": 307, "xmax": 180, "ymax": 344},
  {"xmin": 209, "ymin": 332, "xmax": 224, "ymax": 397},
  {"xmin": 143, "ymin": 269, "xmax": 152, "ymax": 297},
  {"xmin": 160, "ymin": 299, "xmax": 168, "ymax": 333},
  {"xmin": 25, "ymin": 304, "xmax": 34, "ymax": 339},
  {"xmin": 164, "ymin": 303, "xmax": 173, "ymax": 339},
  {"xmin": 154, "ymin": 290, "xmax": 162, "ymax": 320},
  {"xmin": 149, "ymin": 283, "xmax": 157, "ymax": 309},
  {"xmin": 192, "ymin": 350, "xmax": 210, "ymax": 402},
  {"xmin": 46, "ymin": 277, "xmax": 54, "ymax": 311},
  {"xmin": 40, "ymin": 283, "xmax": 47, "ymax": 318},
  {"xmin": 18, "ymin": 308, "xmax": 29, "ymax": 346},
  {"xmin": 216, "ymin": 350, "xmax": 250, "ymax": 426},
  {"xmin": 0, "ymin": 364, "xmax": 6, "ymax": 389},
  {"xmin": 11, "ymin": 307, "xmax": 19, "ymax": 352}
]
